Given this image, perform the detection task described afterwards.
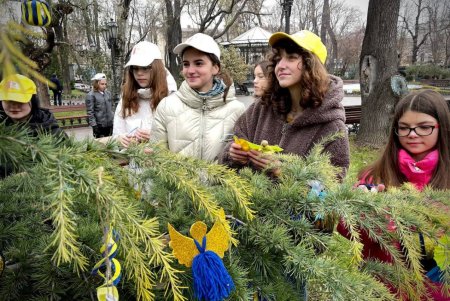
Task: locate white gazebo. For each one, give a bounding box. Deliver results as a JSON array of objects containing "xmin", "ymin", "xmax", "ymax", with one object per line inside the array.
[{"xmin": 221, "ymin": 26, "xmax": 272, "ymax": 65}]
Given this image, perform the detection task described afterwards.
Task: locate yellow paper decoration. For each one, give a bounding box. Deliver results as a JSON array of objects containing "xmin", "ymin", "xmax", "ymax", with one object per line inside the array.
[{"xmin": 168, "ymin": 211, "xmax": 230, "ymax": 267}]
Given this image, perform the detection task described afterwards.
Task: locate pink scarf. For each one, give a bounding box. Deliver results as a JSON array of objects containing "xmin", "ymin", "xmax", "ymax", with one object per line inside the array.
[{"xmin": 398, "ymin": 149, "xmax": 439, "ymax": 191}]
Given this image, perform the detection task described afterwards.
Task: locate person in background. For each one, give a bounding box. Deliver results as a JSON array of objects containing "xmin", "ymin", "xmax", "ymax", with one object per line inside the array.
[
  {"xmin": 152, "ymin": 33, "xmax": 246, "ymax": 161},
  {"xmin": 337, "ymin": 90, "xmax": 449, "ymax": 300},
  {"xmin": 49, "ymin": 73, "xmax": 63, "ymax": 106},
  {"xmin": 220, "ymin": 30, "xmax": 349, "ymax": 178},
  {"xmin": 113, "ymin": 41, "xmax": 177, "ymax": 148},
  {"xmin": 0, "ymin": 74, "xmax": 66, "ymax": 178},
  {"xmin": 85, "ymin": 73, "xmax": 114, "ymax": 138},
  {"xmin": 253, "ymin": 60, "xmax": 271, "ymax": 98}
]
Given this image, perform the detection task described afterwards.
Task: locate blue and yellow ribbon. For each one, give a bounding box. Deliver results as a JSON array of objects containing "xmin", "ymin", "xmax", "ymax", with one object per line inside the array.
[{"xmin": 91, "ymin": 228, "xmax": 121, "ymax": 301}]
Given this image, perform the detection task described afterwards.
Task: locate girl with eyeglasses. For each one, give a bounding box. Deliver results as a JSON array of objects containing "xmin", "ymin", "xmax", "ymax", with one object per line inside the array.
[
  {"xmin": 113, "ymin": 41, "xmax": 177, "ymax": 148},
  {"xmin": 338, "ymin": 89, "xmax": 450, "ymax": 300},
  {"xmin": 357, "ymin": 89, "xmax": 449, "ymax": 190}
]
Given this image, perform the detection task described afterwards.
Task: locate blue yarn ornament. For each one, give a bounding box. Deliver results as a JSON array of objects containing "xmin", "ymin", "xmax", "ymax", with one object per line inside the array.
[
  {"xmin": 21, "ymin": 0, "xmax": 52, "ymax": 27},
  {"xmin": 192, "ymin": 237, "xmax": 235, "ymax": 301}
]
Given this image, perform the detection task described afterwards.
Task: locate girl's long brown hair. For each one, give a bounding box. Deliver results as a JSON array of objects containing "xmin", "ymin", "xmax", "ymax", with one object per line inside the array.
[
  {"xmin": 120, "ymin": 59, "xmax": 169, "ymax": 118},
  {"xmin": 262, "ymin": 39, "xmax": 330, "ymax": 114},
  {"xmin": 360, "ymin": 90, "xmax": 450, "ymax": 189}
]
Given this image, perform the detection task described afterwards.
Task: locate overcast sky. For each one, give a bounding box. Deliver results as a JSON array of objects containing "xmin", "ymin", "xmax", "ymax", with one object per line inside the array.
[{"xmin": 346, "ymin": 0, "xmax": 369, "ymax": 16}]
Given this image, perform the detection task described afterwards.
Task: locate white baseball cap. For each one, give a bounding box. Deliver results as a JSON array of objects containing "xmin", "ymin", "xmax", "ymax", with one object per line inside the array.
[
  {"xmin": 91, "ymin": 73, "xmax": 106, "ymax": 81},
  {"xmin": 125, "ymin": 41, "xmax": 162, "ymax": 67},
  {"xmin": 173, "ymin": 33, "xmax": 221, "ymax": 60}
]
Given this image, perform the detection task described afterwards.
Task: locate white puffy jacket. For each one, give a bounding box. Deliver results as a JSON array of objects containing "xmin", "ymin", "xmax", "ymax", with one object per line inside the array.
[{"xmin": 152, "ymin": 81, "xmax": 246, "ymax": 161}]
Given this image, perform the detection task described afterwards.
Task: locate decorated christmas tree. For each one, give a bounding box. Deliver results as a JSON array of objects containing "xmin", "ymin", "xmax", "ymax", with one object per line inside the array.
[{"xmin": 0, "ymin": 124, "xmax": 448, "ymax": 300}]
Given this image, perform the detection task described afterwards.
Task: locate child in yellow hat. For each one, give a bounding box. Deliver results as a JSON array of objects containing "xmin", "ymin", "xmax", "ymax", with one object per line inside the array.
[{"xmin": 0, "ymin": 74, "xmax": 65, "ymax": 137}]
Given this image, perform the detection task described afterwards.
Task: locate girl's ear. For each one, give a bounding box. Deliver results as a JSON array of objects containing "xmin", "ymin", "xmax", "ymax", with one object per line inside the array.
[{"xmin": 212, "ymin": 64, "xmax": 220, "ymax": 76}]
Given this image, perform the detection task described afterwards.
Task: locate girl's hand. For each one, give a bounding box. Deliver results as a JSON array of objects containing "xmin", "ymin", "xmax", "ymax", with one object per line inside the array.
[
  {"xmin": 134, "ymin": 128, "xmax": 151, "ymax": 142},
  {"xmin": 118, "ymin": 135, "xmax": 134, "ymax": 148},
  {"xmin": 249, "ymin": 150, "xmax": 281, "ymax": 176},
  {"xmin": 357, "ymin": 184, "xmax": 386, "ymax": 193},
  {"xmin": 229, "ymin": 142, "xmax": 249, "ymax": 165}
]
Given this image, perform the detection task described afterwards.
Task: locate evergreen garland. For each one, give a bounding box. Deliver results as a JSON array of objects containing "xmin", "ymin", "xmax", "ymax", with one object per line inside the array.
[{"xmin": 0, "ymin": 124, "xmax": 448, "ymax": 300}]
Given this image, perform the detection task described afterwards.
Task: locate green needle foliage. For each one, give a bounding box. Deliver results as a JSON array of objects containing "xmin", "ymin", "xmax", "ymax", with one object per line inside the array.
[
  {"xmin": 0, "ymin": 124, "xmax": 448, "ymax": 300},
  {"xmin": 0, "ymin": 125, "xmax": 252, "ymax": 300}
]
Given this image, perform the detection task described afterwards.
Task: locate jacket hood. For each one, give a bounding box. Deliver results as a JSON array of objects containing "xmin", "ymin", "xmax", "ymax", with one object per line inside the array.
[
  {"xmin": 290, "ymin": 75, "xmax": 345, "ymax": 128},
  {"xmin": 174, "ymin": 80, "xmax": 237, "ymax": 110}
]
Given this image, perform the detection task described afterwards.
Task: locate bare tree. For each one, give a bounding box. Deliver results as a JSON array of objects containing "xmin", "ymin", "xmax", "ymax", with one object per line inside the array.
[
  {"xmin": 399, "ymin": 0, "xmax": 430, "ymax": 64},
  {"xmin": 164, "ymin": 0, "xmax": 185, "ymax": 82},
  {"xmin": 357, "ymin": 0, "xmax": 401, "ymax": 147},
  {"xmin": 426, "ymin": 0, "xmax": 450, "ymax": 65},
  {"xmin": 185, "ymin": 0, "xmax": 263, "ymax": 39}
]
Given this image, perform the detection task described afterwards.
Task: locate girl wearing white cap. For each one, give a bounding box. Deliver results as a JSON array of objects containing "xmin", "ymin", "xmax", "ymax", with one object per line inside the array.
[
  {"xmin": 152, "ymin": 33, "xmax": 246, "ymax": 161},
  {"xmin": 113, "ymin": 41, "xmax": 177, "ymax": 148},
  {"xmin": 220, "ymin": 30, "xmax": 349, "ymax": 178},
  {"xmin": 86, "ymin": 73, "xmax": 114, "ymax": 138}
]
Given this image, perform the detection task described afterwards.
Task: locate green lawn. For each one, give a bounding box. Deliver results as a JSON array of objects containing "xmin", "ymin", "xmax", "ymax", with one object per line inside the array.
[
  {"xmin": 53, "ymin": 110, "xmax": 87, "ymax": 118},
  {"xmin": 347, "ymin": 134, "xmax": 381, "ymax": 179}
]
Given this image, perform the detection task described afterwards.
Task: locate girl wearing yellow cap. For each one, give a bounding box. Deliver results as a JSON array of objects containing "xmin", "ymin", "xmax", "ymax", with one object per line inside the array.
[
  {"xmin": 220, "ymin": 30, "xmax": 349, "ymax": 178},
  {"xmin": 0, "ymin": 74, "xmax": 65, "ymax": 138},
  {"xmin": 0, "ymin": 74, "xmax": 66, "ymax": 179}
]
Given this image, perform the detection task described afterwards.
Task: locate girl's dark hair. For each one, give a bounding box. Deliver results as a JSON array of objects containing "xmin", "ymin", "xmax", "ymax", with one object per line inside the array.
[
  {"xmin": 29, "ymin": 95, "xmax": 40, "ymax": 116},
  {"xmin": 121, "ymin": 59, "xmax": 169, "ymax": 118},
  {"xmin": 262, "ymin": 39, "xmax": 329, "ymax": 114},
  {"xmin": 182, "ymin": 47, "xmax": 231, "ymax": 102},
  {"xmin": 360, "ymin": 90, "xmax": 450, "ymax": 189},
  {"xmin": 255, "ymin": 60, "xmax": 271, "ymax": 78}
]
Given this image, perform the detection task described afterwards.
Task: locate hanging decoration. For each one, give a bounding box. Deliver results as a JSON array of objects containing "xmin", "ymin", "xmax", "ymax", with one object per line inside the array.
[
  {"xmin": 390, "ymin": 74, "xmax": 408, "ymax": 97},
  {"xmin": 168, "ymin": 210, "xmax": 235, "ymax": 301},
  {"xmin": 21, "ymin": 0, "xmax": 52, "ymax": 27},
  {"xmin": 91, "ymin": 228, "xmax": 122, "ymax": 301}
]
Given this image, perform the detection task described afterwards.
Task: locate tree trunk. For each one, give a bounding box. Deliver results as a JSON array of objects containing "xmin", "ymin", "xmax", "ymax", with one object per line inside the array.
[
  {"xmin": 356, "ymin": 0, "xmax": 401, "ymax": 147},
  {"xmin": 165, "ymin": 0, "xmax": 183, "ymax": 83},
  {"xmin": 320, "ymin": 0, "xmax": 330, "ymax": 44},
  {"xmin": 36, "ymin": 82, "xmax": 51, "ymax": 109}
]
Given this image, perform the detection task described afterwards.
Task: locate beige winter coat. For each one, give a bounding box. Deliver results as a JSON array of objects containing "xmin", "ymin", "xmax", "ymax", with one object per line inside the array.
[{"xmin": 152, "ymin": 81, "xmax": 246, "ymax": 161}]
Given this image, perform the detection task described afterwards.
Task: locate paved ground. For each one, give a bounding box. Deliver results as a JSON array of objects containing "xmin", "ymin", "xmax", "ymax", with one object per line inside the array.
[{"xmin": 64, "ymin": 95, "xmax": 363, "ymax": 141}]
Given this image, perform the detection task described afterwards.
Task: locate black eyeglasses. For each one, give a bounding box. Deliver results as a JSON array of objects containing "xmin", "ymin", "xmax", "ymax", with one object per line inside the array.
[
  {"xmin": 395, "ymin": 124, "xmax": 439, "ymax": 137},
  {"xmin": 131, "ymin": 65, "xmax": 152, "ymax": 72}
]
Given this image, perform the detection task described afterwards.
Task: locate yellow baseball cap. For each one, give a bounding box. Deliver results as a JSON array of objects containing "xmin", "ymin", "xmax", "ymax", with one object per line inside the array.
[
  {"xmin": 269, "ymin": 30, "xmax": 327, "ymax": 64},
  {"xmin": 0, "ymin": 74, "xmax": 37, "ymax": 103}
]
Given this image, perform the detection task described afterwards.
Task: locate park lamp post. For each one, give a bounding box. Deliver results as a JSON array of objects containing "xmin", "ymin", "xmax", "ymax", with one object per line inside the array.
[
  {"xmin": 101, "ymin": 18, "xmax": 119, "ymax": 107},
  {"xmin": 75, "ymin": 41, "xmax": 96, "ymax": 77},
  {"xmin": 281, "ymin": 0, "xmax": 294, "ymax": 34}
]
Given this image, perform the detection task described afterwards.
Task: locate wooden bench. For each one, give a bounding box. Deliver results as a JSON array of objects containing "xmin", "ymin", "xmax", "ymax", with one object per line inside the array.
[
  {"xmin": 344, "ymin": 105, "xmax": 361, "ymax": 133},
  {"xmin": 50, "ymin": 104, "xmax": 86, "ymax": 113},
  {"xmin": 56, "ymin": 115, "xmax": 89, "ymax": 129},
  {"xmin": 429, "ymin": 79, "xmax": 450, "ymax": 89}
]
